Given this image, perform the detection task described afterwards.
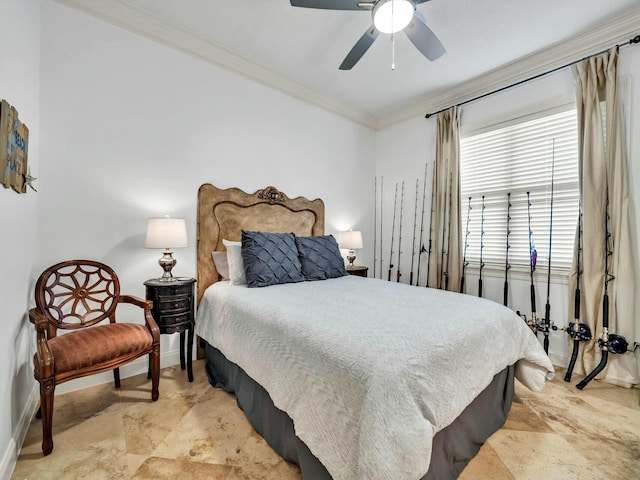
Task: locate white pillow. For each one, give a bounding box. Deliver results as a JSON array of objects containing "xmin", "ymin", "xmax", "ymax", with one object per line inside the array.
[
  {"xmin": 222, "ymin": 239, "xmax": 246, "ymax": 285},
  {"xmin": 211, "ymin": 251, "xmax": 230, "ymax": 280}
]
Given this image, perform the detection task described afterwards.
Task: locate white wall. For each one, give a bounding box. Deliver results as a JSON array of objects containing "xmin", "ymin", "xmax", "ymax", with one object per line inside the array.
[
  {"xmin": 2, "ymin": 0, "xmax": 374, "ymax": 474},
  {"xmin": 0, "ymin": 0, "xmax": 41, "ymax": 477},
  {"xmin": 375, "ymin": 113, "xmax": 436, "ymax": 283},
  {"xmin": 376, "ymin": 46, "xmax": 640, "ymax": 378},
  {"xmin": 37, "ymin": 0, "xmax": 375, "ymax": 386}
]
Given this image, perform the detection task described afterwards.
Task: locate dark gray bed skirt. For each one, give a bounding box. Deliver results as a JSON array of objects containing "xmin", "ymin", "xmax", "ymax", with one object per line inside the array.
[{"xmin": 205, "ymin": 343, "xmax": 515, "ymax": 480}]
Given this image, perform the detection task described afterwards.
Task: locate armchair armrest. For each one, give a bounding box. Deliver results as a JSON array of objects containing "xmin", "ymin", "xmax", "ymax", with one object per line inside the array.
[
  {"xmin": 29, "ymin": 308, "xmax": 55, "ymax": 380},
  {"xmin": 118, "ymin": 294, "xmax": 152, "ymax": 310},
  {"xmin": 29, "ymin": 307, "xmax": 49, "ymax": 331},
  {"xmin": 118, "ymin": 295, "xmax": 160, "ymax": 342}
]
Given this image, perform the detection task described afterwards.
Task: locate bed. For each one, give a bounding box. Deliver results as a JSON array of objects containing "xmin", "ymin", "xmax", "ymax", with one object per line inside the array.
[{"xmin": 195, "ymin": 183, "xmax": 554, "ymax": 480}]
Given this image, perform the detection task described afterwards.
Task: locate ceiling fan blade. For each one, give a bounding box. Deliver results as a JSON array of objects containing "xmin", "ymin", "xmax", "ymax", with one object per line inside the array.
[
  {"xmin": 290, "ymin": 0, "xmax": 431, "ymax": 9},
  {"xmin": 339, "ymin": 25, "xmax": 379, "ymax": 70},
  {"xmin": 290, "ymin": 0, "xmax": 369, "ymax": 10},
  {"xmin": 404, "ymin": 11, "xmax": 446, "ymax": 61}
]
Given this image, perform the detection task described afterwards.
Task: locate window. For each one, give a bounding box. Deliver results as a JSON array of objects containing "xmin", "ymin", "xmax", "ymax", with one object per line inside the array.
[{"xmin": 459, "ymin": 107, "xmax": 579, "ymax": 273}]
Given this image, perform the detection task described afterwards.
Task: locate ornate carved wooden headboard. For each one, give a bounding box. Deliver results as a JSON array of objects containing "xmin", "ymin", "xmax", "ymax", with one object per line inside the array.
[{"xmin": 196, "ymin": 184, "xmax": 325, "ymax": 304}]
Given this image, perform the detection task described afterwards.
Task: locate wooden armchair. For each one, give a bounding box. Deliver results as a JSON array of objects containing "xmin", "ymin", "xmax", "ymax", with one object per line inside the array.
[{"xmin": 29, "ymin": 260, "xmax": 160, "ymax": 455}]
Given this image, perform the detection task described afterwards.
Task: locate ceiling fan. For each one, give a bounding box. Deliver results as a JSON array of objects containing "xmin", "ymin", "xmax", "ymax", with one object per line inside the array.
[{"xmin": 290, "ymin": 0, "xmax": 446, "ymax": 70}]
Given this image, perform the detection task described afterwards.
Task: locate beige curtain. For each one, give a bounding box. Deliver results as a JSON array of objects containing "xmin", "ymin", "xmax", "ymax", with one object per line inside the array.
[
  {"xmin": 569, "ymin": 50, "xmax": 639, "ymax": 386},
  {"xmin": 428, "ymin": 106, "xmax": 462, "ymax": 291}
]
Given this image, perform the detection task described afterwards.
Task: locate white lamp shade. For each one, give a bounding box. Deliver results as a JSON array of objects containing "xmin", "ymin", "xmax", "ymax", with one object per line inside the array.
[
  {"xmin": 339, "ymin": 230, "xmax": 364, "ymax": 250},
  {"xmin": 373, "ymin": 0, "xmax": 415, "ymax": 34},
  {"xmin": 145, "ymin": 218, "xmax": 188, "ymax": 249}
]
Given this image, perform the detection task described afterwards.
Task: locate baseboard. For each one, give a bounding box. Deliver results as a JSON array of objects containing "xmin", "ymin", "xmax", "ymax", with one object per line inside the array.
[
  {"xmin": 3, "ymin": 349, "xmax": 185, "ymax": 478},
  {"xmin": 547, "ymin": 349, "xmax": 638, "ymax": 388},
  {"xmin": 0, "ymin": 438, "xmax": 17, "ymax": 480},
  {"xmin": 547, "ymin": 351, "xmax": 569, "ymax": 371},
  {"xmin": 1, "ymin": 383, "xmax": 39, "ymax": 480}
]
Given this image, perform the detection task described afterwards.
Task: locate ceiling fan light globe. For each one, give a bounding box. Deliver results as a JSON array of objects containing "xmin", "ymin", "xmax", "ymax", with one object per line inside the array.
[{"xmin": 373, "ymin": 0, "xmax": 415, "ymax": 34}]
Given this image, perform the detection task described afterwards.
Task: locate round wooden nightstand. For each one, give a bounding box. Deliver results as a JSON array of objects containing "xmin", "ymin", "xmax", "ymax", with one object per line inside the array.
[
  {"xmin": 144, "ymin": 277, "xmax": 196, "ymax": 382},
  {"xmin": 346, "ymin": 266, "xmax": 368, "ymax": 277}
]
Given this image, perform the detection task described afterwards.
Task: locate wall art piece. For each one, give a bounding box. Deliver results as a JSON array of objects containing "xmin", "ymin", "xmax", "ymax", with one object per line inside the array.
[{"xmin": 0, "ymin": 99, "xmax": 30, "ymax": 193}]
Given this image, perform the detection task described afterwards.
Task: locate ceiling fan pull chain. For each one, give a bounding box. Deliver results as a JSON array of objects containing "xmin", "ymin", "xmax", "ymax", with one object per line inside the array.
[
  {"xmin": 391, "ymin": 1, "xmax": 396, "ymax": 70},
  {"xmin": 392, "ymin": 33, "xmax": 396, "ymax": 70}
]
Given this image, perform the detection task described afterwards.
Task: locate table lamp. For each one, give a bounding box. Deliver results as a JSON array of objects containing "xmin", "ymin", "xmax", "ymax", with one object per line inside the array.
[
  {"xmin": 339, "ymin": 230, "xmax": 363, "ymax": 269},
  {"xmin": 145, "ymin": 217, "xmax": 188, "ymax": 281}
]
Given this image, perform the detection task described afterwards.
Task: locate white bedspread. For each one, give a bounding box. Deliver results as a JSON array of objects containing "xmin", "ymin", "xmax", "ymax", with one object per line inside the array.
[{"xmin": 196, "ymin": 276, "xmax": 554, "ymax": 480}]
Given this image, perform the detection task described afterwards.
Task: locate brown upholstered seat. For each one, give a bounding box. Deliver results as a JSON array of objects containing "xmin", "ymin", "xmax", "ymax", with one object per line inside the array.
[
  {"xmin": 46, "ymin": 323, "xmax": 153, "ymax": 375},
  {"xmin": 29, "ymin": 260, "xmax": 160, "ymax": 456}
]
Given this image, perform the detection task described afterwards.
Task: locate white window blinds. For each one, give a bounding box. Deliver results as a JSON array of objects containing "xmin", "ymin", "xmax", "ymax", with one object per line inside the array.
[{"xmin": 460, "ymin": 108, "xmax": 579, "ymax": 272}]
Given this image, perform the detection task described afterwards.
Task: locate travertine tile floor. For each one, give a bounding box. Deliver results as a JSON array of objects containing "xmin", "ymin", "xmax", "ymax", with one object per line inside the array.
[{"xmin": 12, "ymin": 360, "xmax": 640, "ymax": 479}]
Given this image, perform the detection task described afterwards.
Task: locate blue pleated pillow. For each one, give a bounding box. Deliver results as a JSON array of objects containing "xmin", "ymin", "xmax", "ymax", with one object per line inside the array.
[
  {"xmin": 295, "ymin": 235, "xmax": 348, "ymax": 281},
  {"xmin": 241, "ymin": 230, "xmax": 305, "ymax": 288}
]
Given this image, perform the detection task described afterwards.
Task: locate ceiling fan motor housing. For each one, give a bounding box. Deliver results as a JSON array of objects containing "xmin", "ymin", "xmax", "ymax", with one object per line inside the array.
[{"xmin": 372, "ymin": 0, "xmax": 416, "ymax": 34}]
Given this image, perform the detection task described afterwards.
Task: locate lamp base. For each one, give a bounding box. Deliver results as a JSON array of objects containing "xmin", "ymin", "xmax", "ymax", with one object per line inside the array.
[
  {"xmin": 346, "ymin": 250, "xmax": 356, "ymax": 269},
  {"xmin": 158, "ymin": 249, "xmax": 178, "ymax": 281}
]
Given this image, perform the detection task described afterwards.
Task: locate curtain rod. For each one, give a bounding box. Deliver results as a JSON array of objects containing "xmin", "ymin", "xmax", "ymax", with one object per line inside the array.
[{"xmin": 424, "ymin": 34, "xmax": 640, "ymax": 119}]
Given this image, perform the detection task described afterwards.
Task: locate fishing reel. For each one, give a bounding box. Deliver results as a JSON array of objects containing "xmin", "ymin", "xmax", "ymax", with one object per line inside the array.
[
  {"xmin": 522, "ymin": 313, "xmax": 553, "ymax": 336},
  {"xmin": 599, "ymin": 333, "xmax": 628, "ymax": 354},
  {"xmin": 516, "ymin": 311, "xmax": 537, "ymax": 332},
  {"xmin": 597, "ymin": 330, "xmax": 640, "ymax": 355},
  {"xmin": 517, "ymin": 311, "xmax": 555, "ymax": 334},
  {"xmin": 536, "ymin": 319, "xmax": 554, "ymax": 335},
  {"xmin": 565, "ymin": 322, "xmax": 592, "ymax": 342}
]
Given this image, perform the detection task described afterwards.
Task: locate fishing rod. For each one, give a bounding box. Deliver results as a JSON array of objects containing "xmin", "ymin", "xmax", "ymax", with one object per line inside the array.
[
  {"xmin": 517, "ymin": 192, "xmax": 538, "ymax": 331},
  {"xmin": 396, "ymin": 181, "xmax": 405, "ymax": 282},
  {"xmin": 540, "ymin": 141, "xmax": 556, "ymax": 354},
  {"xmin": 527, "ymin": 192, "xmax": 538, "ymax": 330},
  {"xmin": 379, "ymin": 177, "xmax": 384, "ymax": 279},
  {"xmin": 416, "ymin": 163, "xmax": 428, "ymax": 287},
  {"xmin": 409, "ymin": 178, "xmax": 420, "ymax": 285},
  {"xmin": 576, "ymin": 193, "xmax": 640, "ymax": 389},
  {"xmin": 577, "ymin": 197, "xmax": 614, "ymax": 390},
  {"xmin": 564, "ymin": 206, "xmax": 591, "ymax": 382},
  {"xmin": 478, "ymin": 195, "xmax": 485, "ymax": 297},
  {"xmin": 409, "ymin": 179, "xmax": 419, "ymax": 285},
  {"xmin": 503, "ymin": 193, "xmax": 512, "ymax": 306},
  {"xmin": 373, "ymin": 177, "xmax": 377, "ymax": 279},
  {"xmin": 441, "ymin": 173, "xmax": 453, "ymax": 290},
  {"xmin": 387, "ymin": 183, "xmax": 398, "ymax": 282},
  {"xmin": 425, "ymin": 164, "xmax": 436, "ymax": 287},
  {"xmin": 460, "ymin": 196, "xmax": 472, "ymax": 293}
]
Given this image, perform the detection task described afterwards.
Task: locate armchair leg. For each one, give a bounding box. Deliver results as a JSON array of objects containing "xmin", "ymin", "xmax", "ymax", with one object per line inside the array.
[
  {"xmin": 35, "ymin": 405, "xmax": 42, "ymax": 419},
  {"xmin": 150, "ymin": 346, "xmax": 160, "ymax": 401},
  {"xmin": 40, "ymin": 379, "xmax": 55, "ymax": 456},
  {"xmin": 113, "ymin": 367, "xmax": 121, "ymax": 388}
]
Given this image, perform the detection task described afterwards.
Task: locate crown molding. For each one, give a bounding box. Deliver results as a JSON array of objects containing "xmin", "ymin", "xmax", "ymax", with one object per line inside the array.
[
  {"xmin": 53, "ymin": 1, "xmax": 638, "ymax": 131},
  {"xmin": 379, "ymin": 8, "xmax": 640, "ymax": 128},
  {"xmin": 53, "ymin": 0, "xmax": 379, "ymax": 130}
]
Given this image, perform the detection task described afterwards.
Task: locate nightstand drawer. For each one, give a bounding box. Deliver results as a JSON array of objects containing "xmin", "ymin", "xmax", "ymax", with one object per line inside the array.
[
  {"xmin": 155, "ymin": 283, "xmax": 192, "ymax": 297},
  {"xmin": 158, "ymin": 297, "xmax": 191, "ymax": 313},
  {"xmin": 160, "ymin": 311, "xmax": 192, "ymax": 327}
]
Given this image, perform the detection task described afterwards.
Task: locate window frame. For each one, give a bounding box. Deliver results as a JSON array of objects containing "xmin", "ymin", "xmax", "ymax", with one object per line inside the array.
[{"xmin": 459, "ymin": 100, "xmax": 579, "ymax": 280}]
